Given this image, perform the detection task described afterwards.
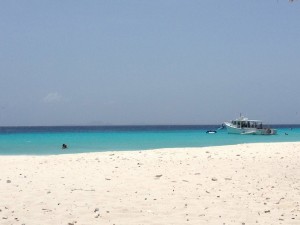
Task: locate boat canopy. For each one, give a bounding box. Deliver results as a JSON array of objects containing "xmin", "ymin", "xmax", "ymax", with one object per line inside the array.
[
  {"xmin": 232, "ymin": 116, "xmax": 261, "ymax": 122},
  {"xmin": 231, "ymin": 118, "xmax": 263, "ymax": 129}
]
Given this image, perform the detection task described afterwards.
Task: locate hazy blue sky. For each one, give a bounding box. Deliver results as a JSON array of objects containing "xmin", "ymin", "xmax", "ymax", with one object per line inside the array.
[{"xmin": 1, "ymin": 1, "xmax": 299, "ymax": 126}]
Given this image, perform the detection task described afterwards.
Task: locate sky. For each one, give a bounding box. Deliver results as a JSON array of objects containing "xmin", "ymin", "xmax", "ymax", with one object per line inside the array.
[{"xmin": 0, "ymin": 1, "xmax": 300, "ymax": 126}]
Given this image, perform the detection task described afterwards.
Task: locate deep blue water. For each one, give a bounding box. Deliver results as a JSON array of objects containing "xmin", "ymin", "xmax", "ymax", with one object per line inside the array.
[{"xmin": 0, "ymin": 125, "xmax": 300, "ymax": 155}]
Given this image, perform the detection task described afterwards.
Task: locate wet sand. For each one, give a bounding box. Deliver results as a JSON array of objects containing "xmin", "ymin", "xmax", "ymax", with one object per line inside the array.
[{"xmin": 0, "ymin": 142, "xmax": 299, "ymax": 225}]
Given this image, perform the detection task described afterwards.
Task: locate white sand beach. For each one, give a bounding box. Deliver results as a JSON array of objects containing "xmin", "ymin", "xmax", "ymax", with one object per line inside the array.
[{"xmin": 0, "ymin": 142, "xmax": 299, "ymax": 225}]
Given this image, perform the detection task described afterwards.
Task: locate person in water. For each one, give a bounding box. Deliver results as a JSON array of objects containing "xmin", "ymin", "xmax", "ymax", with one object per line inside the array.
[{"xmin": 62, "ymin": 144, "xmax": 68, "ymax": 149}]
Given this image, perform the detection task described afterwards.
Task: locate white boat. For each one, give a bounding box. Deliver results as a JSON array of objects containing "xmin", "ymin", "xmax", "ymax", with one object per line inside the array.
[{"xmin": 224, "ymin": 116, "xmax": 277, "ymax": 135}]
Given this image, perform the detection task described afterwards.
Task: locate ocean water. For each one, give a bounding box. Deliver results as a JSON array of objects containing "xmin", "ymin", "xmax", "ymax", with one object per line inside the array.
[{"xmin": 0, "ymin": 125, "xmax": 300, "ymax": 155}]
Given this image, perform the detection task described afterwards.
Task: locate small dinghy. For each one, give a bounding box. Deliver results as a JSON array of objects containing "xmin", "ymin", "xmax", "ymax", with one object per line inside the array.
[{"xmin": 206, "ymin": 130, "xmax": 217, "ymax": 134}]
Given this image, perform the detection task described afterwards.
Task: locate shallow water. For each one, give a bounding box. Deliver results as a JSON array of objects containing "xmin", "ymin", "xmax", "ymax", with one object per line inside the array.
[{"xmin": 0, "ymin": 125, "xmax": 299, "ymax": 155}]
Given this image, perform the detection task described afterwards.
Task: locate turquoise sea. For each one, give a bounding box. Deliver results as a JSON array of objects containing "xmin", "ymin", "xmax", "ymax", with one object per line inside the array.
[{"xmin": 0, "ymin": 125, "xmax": 300, "ymax": 155}]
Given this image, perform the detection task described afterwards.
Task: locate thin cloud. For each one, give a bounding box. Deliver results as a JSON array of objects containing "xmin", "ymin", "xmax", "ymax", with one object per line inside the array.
[{"xmin": 43, "ymin": 92, "xmax": 63, "ymax": 103}]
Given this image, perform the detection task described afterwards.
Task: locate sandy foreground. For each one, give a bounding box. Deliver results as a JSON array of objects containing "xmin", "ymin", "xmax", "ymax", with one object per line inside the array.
[{"xmin": 0, "ymin": 142, "xmax": 299, "ymax": 225}]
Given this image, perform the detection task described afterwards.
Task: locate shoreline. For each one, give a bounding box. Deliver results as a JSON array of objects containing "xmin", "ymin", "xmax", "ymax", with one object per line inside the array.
[
  {"xmin": 1, "ymin": 142, "xmax": 299, "ymax": 224},
  {"xmin": 1, "ymin": 141, "xmax": 300, "ymax": 157}
]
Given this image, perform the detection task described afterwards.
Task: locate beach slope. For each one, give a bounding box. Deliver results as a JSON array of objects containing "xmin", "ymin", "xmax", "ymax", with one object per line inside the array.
[{"xmin": 0, "ymin": 142, "xmax": 299, "ymax": 225}]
